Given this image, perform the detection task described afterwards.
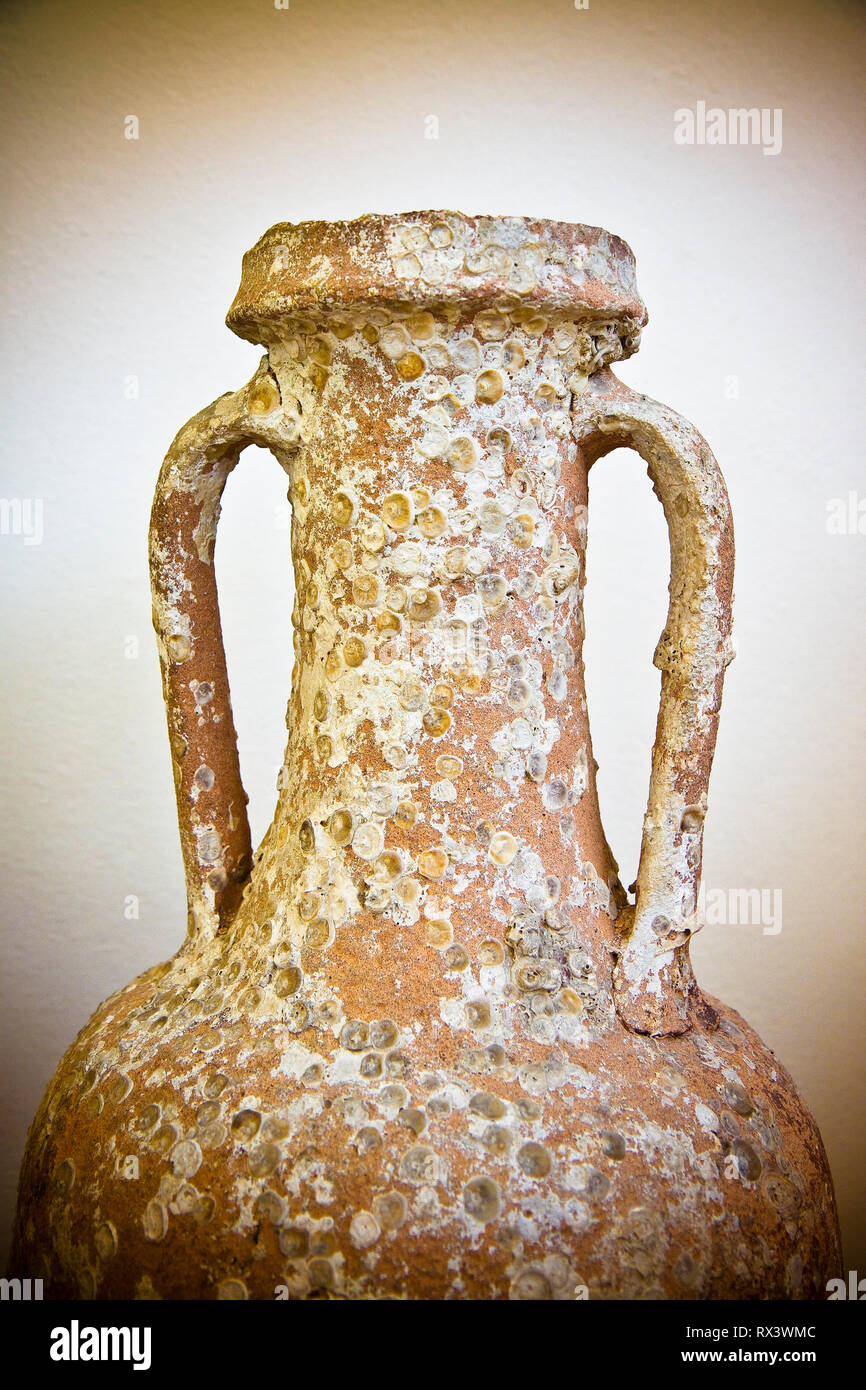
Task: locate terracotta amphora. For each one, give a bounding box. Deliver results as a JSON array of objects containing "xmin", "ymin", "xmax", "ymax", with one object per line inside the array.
[{"xmin": 10, "ymin": 212, "xmax": 842, "ymax": 1300}]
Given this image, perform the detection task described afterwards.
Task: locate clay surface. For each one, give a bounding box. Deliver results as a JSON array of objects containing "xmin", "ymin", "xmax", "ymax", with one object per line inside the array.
[{"xmin": 10, "ymin": 213, "xmax": 841, "ymax": 1299}]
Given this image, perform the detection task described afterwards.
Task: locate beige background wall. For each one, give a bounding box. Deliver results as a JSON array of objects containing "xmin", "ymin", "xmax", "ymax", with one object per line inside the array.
[{"xmin": 2, "ymin": 0, "xmax": 863, "ymax": 1276}]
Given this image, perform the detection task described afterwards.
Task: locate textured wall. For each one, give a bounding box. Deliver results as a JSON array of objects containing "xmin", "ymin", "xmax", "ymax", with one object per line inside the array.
[{"xmin": 1, "ymin": 0, "xmax": 863, "ymax": 1278}]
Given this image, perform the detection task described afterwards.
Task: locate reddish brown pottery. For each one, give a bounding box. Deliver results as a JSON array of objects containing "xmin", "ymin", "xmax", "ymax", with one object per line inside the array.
[{"xmin": 10, "ymin": 213, "xmax": 842, "ymax": 1300}]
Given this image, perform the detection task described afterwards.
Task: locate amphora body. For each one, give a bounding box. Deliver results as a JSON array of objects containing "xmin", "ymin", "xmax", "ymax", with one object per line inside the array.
[{"xmin": 11, "ymin": 213, "xmax": 841, "ymax": 1300}]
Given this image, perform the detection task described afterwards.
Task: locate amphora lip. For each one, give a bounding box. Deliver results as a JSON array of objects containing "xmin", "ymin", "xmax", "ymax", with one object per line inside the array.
[{"xmin": 227, "ymin": 210, "xmax": 647, "ymax": 353}]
